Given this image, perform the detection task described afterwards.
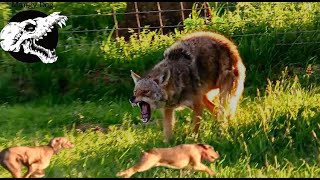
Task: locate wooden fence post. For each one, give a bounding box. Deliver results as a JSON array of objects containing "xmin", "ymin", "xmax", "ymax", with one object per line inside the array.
[
  {"xmin": 134, "ymin": 2, "xmax": 141, "ymax": 39},
  {"xmin": 203, "ymin": 2, "xmax": 207, "ymax": 25},
  {"xmin": 113, "ymin": 9, "xmax": 119, "ymax": 40},
  {"xmin": 157, "ymin": 2, "xmax": 164, "ymax": 35},
  {"xmin": 226, "ymin": 2, "xmax": 229, "ymax": 14},
  {"xmin": 180, "ymin": 2, "xmax": 185, "ymax": 22}
]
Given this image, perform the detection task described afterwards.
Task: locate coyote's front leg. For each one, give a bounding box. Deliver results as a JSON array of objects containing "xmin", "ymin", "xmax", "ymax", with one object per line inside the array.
[
  {"xmin": 162, "ymin": 108, "xmax": 175, "ymax": 143},
  {"xmin": 192, "ymin": 98, "xmax": 204, "ymax": 135}
]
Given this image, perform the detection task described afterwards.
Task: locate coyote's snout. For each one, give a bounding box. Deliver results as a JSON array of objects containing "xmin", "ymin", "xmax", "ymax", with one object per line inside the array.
[{"xmin": 130, "ymin": 31, "xmax": 246, "ymax": 142}]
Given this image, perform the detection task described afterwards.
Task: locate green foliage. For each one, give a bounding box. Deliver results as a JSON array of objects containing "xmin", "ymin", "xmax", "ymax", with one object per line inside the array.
[
  {"xmin": 0, "ymin": 2, "xmax": 319, "ymax": 103},
  {"xmin": 0, "ymin": 3, "xmax": 11, "ymax": 60},
  {"xmin": 102, "ymin": 29, "xmax": 176, "ymax": 73},
  {"xmin": 183, "ymin": 2, "xmax": 320, "ymax": 43},
  {"xmin": 0, "ymin": 3, "xmax": 11, "ymax": 29},
  {"xmin": 205, "ymin": 2, "xmax": 319, "ymax": 35}
]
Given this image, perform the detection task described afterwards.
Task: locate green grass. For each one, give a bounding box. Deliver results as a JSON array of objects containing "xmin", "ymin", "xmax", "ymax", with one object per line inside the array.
[
  {"xmin": 0, "ymin": 2, "xmax": 319, "ymax": 178},
  {"xmin": 0, "ymin": 73, "xmax": 319, "ymax": 178}
]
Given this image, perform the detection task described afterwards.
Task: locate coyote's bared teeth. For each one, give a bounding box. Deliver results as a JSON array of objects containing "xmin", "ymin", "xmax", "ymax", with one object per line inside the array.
[{"xmin": 142, "ymin": 118, "xmax": 148, "ymax": 123}]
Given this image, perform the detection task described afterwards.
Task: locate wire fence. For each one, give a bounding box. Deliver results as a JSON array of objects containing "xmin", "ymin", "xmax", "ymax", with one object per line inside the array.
[
  {"xmin": 61, "ymin": 13, "xmax": 320, "ymax": 34},
  {"xmin": 1, "ymin": 2, "xmax": 320, "ymax": 61},
  {"xmin": 57, "ymin": 2, "xmax": 319, "ymax": 48}
]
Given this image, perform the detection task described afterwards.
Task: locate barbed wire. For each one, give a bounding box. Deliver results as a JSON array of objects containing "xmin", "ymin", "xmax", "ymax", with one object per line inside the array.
[
  {"xmin": 1, "ymin": 28, "xmax": 318, "ymax": 51},
  {"xmin": 67, "ymin": 8, "xmax": 199, "ymax": 17},
  {"xmin": 57, "ymin": 1, "xmax": 320, "ymax": 51},
  {"xmin": 275, "ymin": 42, "xmax": 320, "ymax": 46},
  {"xmin": 60, "ymin": 28, "xmax": 319, "ymax": 37},
  {"xmin": 61, "ymin": 25, "xmax": 186, "ymax": 34},
  {"xmin": 65, "ymin": 6, "xmax": 237, "ymax": 18},
  {"xmin": 231, "ymin": 30, "xmax": 320, "ymax": 37},
  {"xmin": 0, "ymin": 38, "xmax": 318, "ymax": 63},
  {"xmin": 57, "ymin": 42, "xmax": 104, "ymax": 48},
  {"xmin": 0, "ymin": 4, "xmax": 319, "ymax": 53},
  {"xmin": 64, "ymin": 9, "xmax": 320, "ymax": 23},
  {"xmin": 58, "ymin": 41, "xmax": 320, "ymax": 48},
  {"xmin": 61, "ymin": 14, "xmax": 320, "ymax": 34}
]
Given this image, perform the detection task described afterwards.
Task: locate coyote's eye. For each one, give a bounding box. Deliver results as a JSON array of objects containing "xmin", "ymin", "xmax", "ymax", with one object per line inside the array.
[{"xmin": 143, "ymin": 90, "xmax": 151, "ymax": 95}]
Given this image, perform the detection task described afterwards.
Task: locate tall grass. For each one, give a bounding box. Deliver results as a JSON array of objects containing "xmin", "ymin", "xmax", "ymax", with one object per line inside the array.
[
  {"xmin": 0, "ymin": 2, "xmax": 319, "ymax": 104},
  {"xmin": 0, "ymin": 71, "xmax": 319, "ymax": 178}
]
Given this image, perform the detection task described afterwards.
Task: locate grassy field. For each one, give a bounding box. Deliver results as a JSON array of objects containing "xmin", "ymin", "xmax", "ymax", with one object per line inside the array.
[
  {"xmin": 0, "ymin": 72, "xmax": 319, "ymax": 178},
  {"xmin": 0, "ymin": 2, "xmax": 319, "ymax": 178}
]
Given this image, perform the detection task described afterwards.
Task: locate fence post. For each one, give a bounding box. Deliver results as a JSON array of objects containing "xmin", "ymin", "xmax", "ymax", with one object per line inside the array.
[
  {"xmin": 226, "ymin": 2, "xmax": 229, "ymax": 14},
  {"xmin": 113, "ymin": 9, "xmax": 119, "ymax": 40},
  {"xmin": 203, "ymin": 2, "xmax": 207, "ymax": 25},
  {"xmin": 180, "ymin": 2, "xmax": 185, "ymax": 22},
  {"xmin": 157, "ymin": 2, "xmax": 164, "ymax": 35},
  {"xmin": 203, "ymin": 2, "xmax": 211, "ymax": 23},
  {"xmin": 134, "ymin": 2, "xmax": 141, "ymax": 39}
]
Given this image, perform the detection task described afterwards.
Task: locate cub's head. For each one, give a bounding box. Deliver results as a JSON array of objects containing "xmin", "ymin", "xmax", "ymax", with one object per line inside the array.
[
  {"xmin": 129, "ymin": 69, "xmax": 170, "ymax": 123},
  {"xmin": 49, "ymin": 137, "xmax": 74, "ymax": 154},
  {"xmin": 197, "ymin": 144, "xmax": 220, "ymax": 163}
]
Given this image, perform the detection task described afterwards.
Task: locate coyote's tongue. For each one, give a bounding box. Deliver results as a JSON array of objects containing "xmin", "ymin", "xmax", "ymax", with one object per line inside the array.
[{"xmin": 139, "ymin": 101, "xmax": 151, "ymax": 123}]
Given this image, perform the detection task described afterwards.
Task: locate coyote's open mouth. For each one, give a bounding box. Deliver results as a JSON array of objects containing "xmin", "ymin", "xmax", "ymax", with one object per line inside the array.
[
  {"xmin": 137, "ymin": 101, "xmax": 151, "ymax": 123},
  {"xmin": 129, "ymin": 97, "xmax": 152, "ymax": 123}
]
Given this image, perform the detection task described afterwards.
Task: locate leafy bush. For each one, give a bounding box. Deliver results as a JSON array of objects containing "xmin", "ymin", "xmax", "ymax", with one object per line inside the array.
[
  {"xmin": 0, "ymin": 3, "xmax": 11, "ymax": 60},
  {"xmin": 0, "ymin": 3, "xmax": 11, "ymax": 29}
]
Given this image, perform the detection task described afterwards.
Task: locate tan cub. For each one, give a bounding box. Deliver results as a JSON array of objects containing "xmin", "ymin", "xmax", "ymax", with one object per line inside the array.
[
  {"xmin": 116, "ymin": 143, "xmax": 220, "ymax": 178},
  {"xmin": 0, "ymin": 137, "xmax": 74, "ymax": 178}
]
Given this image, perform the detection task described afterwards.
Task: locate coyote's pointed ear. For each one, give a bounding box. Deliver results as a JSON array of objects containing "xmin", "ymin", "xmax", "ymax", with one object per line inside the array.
[
  {"xmin": 131, "ymin": 70, "xmax": 141, "ymax": 84},
  {"xmin": 154, "ymin": 69, "xmax": 171, "ymax": 86}
]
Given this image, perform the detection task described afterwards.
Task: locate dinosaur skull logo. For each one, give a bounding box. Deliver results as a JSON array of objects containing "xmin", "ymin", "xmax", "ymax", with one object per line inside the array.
[{"xmin": 0, "ymin": 10, "xmax": 67, "ymax": 63}]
